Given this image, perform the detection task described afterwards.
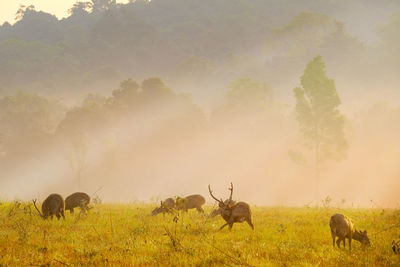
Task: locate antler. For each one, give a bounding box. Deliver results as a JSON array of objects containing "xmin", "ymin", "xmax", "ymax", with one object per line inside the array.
[
  {"xmin": 208, "ymin": 185, "xmax": 222, "ymax": 203},
  {"xmin": 228, "ymin": 182, "xmax": 233, "ymax": 203},
  {"xmin": 32, "ymin": 199, "xmax": 44, "ymax": 218}
]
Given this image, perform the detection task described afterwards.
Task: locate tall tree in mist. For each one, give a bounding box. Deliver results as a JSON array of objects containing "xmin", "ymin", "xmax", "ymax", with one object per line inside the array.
[
  {"xmin": 0, "ymin": 92, "xmax": 65, "ymax": 165},
  {"xmin": 293, "ymin": 55, "xmax": 348, "ymax": 197}
]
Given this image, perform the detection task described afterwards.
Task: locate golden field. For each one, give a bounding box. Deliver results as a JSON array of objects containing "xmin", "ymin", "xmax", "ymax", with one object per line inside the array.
[{"xmin": 1, "ymin": 202, "xmax": 400, "ymax": 266}]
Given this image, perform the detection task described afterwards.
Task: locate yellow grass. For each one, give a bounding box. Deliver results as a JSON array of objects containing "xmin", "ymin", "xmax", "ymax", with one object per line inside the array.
[{"xmin": 1, "ymin": 201, "xmax": 400, "ymax": 266}]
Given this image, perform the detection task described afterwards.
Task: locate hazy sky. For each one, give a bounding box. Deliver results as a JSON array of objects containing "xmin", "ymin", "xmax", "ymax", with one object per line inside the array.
[{"xmin": 0, "ymin": 0, "xmax": 128, "ymax": 25}]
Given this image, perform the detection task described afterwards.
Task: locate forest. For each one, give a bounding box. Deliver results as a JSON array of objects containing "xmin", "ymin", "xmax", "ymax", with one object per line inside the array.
[{"xmin": 0, "ymin": 0, "xmax": 399, "ymax": 206}]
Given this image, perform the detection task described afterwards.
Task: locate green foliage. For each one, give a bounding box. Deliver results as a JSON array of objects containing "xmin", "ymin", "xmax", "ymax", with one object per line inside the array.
[
  {"xmin": 0, "ymin": 92, "xmax": 65, "ymax": 162},
  {"xmin": 0, "ymin": 0, "xmax": 388, "ymax": 96},
  {"xmin": 293, "ymin": 56, "xmax": 348, "ymax": 162},
  {"xmin": 226, "ymin": 78, "xmax": 272, "ymax": 111},
  {"xmin": 288, "ymin": 149, "xmax": 308, "ymax": 166},
  {"xmin": 378, "ymin": 12, "xmax": 400, "ymax": 67},
  {"xmin": 68, "ymin": 2, "xmax": 93, "ymax": 16},
  {"xmin": 111, "ymin": 79, "xmax": 139, "ymax": 108},
  {"xmin": 141, "ymin": 77, "xmax": 174, "ymax": 100},
  {"xmin": 15, "ymin": 5, "xmax": 36, "ymax": 21}
]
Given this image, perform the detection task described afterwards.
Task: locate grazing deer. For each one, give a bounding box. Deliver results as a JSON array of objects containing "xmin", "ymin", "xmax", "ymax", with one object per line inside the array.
[
  {"xmin": 175, "ymin": 195, "xmax": 205, "ymax": 213},
  {"xmin": 32, "ymin": 194, "xmax": 65, "ymax": 220},
  {"xmin": 330, "ymin": 213, "xmax": 370, "ymax": 249},
  {"xmin": 210, "ymin": 199, "xmax": 236, "ymax": 218},
  {"xmin": 152, "ymin": 198, "xmax": 175, "ymax": 216},
  {"xmin": 208, "ymin": 183, "xmax": 254, "ymax": 230},
  {"xmin": 65, "ymin": 192, "xmax": 91, "ymax": 214}
]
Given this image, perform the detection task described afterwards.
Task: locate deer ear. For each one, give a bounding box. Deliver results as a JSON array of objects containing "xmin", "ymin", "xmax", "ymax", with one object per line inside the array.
[{"xmin": 363, "ymin": 230, "xmax": 367, "ymax": 235}]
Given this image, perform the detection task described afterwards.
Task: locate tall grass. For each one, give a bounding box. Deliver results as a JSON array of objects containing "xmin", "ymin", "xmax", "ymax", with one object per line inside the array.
[{"xmin": 1, "ymin": 201, "xmax": 399, "ymax": 266}]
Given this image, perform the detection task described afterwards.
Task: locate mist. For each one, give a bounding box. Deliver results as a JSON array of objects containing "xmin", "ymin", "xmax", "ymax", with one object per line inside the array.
[{"xmin": 0, "ymin": 0, "xmax": 399, "ymax": 208}]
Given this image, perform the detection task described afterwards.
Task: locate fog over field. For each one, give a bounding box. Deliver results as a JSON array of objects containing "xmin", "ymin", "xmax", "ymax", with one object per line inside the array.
[{"xmin": 0, "ymin": 0, "xmax": 399, "ymax": 207}]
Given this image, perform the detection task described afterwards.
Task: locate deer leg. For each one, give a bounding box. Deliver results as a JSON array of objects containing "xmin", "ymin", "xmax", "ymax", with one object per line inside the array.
[
  {"xmin": 219, "ymin": 222, "xmax": 230, "ymax": 231},
  {"xmin": 343, "ymin": 238, "xmax": 345, "ymax": 248},
  {"xmin": 61, "ymin": 209, "xmax": 65, "ymax": 220},
  {"xmin": 56, "ymin": 213, "xmax": 61, "ymax": 220},
  {"xmin": 246, "ymin": 217, "xmax": 254, "ymax": 230},
  {"xmin": 196, "ymin": 206, "xmax": 204, "ymax": 213},
  {"xmin": 336, "ymin": 238, "xmax": 342, "ymax": 248},
  {"xmin": 70, "ymin": 208, "xmax": 74, "ymax": 214},
  {"xmin": 229, "ymin": 223, "xmax": 234, "ymax": 230}
]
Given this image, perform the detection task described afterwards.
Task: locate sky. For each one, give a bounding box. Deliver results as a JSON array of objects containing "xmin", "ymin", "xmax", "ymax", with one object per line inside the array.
[{"xmin": 0, "ymin": 0, "xmax": 128, "ymax": 25}]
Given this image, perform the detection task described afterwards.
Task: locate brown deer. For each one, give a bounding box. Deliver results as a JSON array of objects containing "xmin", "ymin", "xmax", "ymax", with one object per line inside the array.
[
  {"xmin": 152, "ymin": 197, "xmax": 175, "ymax": 216},
  {"xmin": 65, "ymin": 192, "xmax": 91, "ymax": 213},
  {"xmin": 208, "ymin": 183, "xmax": 254, "ymax": 230},
  {"xmin": 175, "ymin": 194, "xmax": 205, "ymax": 213},
  {"xmin": 210, "ymin": 199, "xmax": 236, "ymax": 218},
  {"xmin": 32, "ymin": 194, "xmax": 65, "ymax": 220},
  {"xmin": 330, "ymin": 213, "xmax": 370, "ymax": 250}
]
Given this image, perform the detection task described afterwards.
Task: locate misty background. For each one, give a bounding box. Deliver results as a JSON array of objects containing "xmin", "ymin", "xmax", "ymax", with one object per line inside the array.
[{"xmin": 0, "ymin": 0, "xmax": 399, "ymax": 207}]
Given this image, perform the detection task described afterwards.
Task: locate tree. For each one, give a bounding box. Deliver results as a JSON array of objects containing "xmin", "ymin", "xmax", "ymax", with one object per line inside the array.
[
  {"xmin": 91, "ymin": 0, "xmax": 117, "ymax": 12},
  {"xmin": 0, "ymin": 92, "xmax": 65, "ymax": 164},
  {"xmin": 56, "ymin": 93, "xmax": 110, "ymax": 189},
  {"xmin": 378, "ymin": 13, "xmax": 400, "ymax": 68},
  {"xmin": 111, "ymin": 79, "xmax": 139, "ymax": 109},
  {"xmin": 141, "ymin": 77, "xmax": 174, "ymax": 101},
  {"xmin": 15, "ymin": 5, "xmax": 35, "ymax": 21},
  {"xmin": 68, "ymin": 2, "xmax": 93, "ymax": 16},
  {"xmin": 293, "ymin": 55, "xmax": 348, "ymax": 198},
  {"xmin": 226, "ymin": 78, "xmax": 272, "ymax": 111}
]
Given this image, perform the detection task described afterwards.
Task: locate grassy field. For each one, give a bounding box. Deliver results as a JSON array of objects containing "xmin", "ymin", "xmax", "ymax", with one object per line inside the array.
[{"xmin": 1, "ymin": 201, "xmax": 400, "ymax": 266}]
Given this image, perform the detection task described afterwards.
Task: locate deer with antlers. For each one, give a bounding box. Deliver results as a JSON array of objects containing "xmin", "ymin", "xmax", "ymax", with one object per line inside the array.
[
  {"xmin": 208, "ymin": 183, "xmax": 254, "ymax": 230},
  {"xmin": 152, "ymin": 197, "xmax": 176, "ymax": 216},
  {"xmin": 32, "ymin": 193, "xmax": 65, "ymax": 220},
  {"xmin": 210, "ymin": 199, "xmax": 236, "ymax": 218}
]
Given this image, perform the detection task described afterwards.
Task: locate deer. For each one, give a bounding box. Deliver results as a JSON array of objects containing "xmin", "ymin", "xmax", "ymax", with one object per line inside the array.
[
  {"xmin": 210, "ymin": 199, "xmax": 236, "ymax": 218},
  {"xmin": 208, "ymin": 183, "xmax": 254, "ymax": 230},
  {"xmin": 152, "ymin": 197, "xmax": 175, "ymax": 216},
  {"xmin": 65, "ymin": 192, "xmax": 91, "ymax": 214},
  {"xmin": 330, "ymin": 213, "xmax": 370, "ymax": 250},
  {"xmin": 175, "ymin": 194, "xmax": 205, "ymax": 213},
  {"xmin": 32, "ymin": 193, "xmax": 65, "ymax": 220}
]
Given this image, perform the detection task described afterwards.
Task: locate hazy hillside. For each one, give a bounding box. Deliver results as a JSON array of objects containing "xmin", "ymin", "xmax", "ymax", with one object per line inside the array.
[{"xmin": 0, "ymin": 0, "xmax": 399, "ymax": 109}]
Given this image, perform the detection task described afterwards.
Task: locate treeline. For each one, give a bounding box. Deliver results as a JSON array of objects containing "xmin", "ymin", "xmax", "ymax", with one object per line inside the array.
[
  {"xmin": 0, "ymin": 72, "xmax": 399, "ymax": 203},
  {"xmin": 0, "ymin": 76, "xmax": 275, "ymax": 174},
  {"xmin": 0, "ymin": 73, "xmax": 292, "ymax": 202},
  {"xmin": 0, "ymin": 0, "xmax": 399, "ymax": 105}
]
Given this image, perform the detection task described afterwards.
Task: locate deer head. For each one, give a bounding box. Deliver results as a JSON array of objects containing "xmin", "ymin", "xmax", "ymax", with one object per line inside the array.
[
  {"xmin": 354, "ymin": 230, "xmax": 370, "ymax": 246},
  {"xmin": 208, "ymin": 182, "xmax": 234, "ymax": 209}
]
